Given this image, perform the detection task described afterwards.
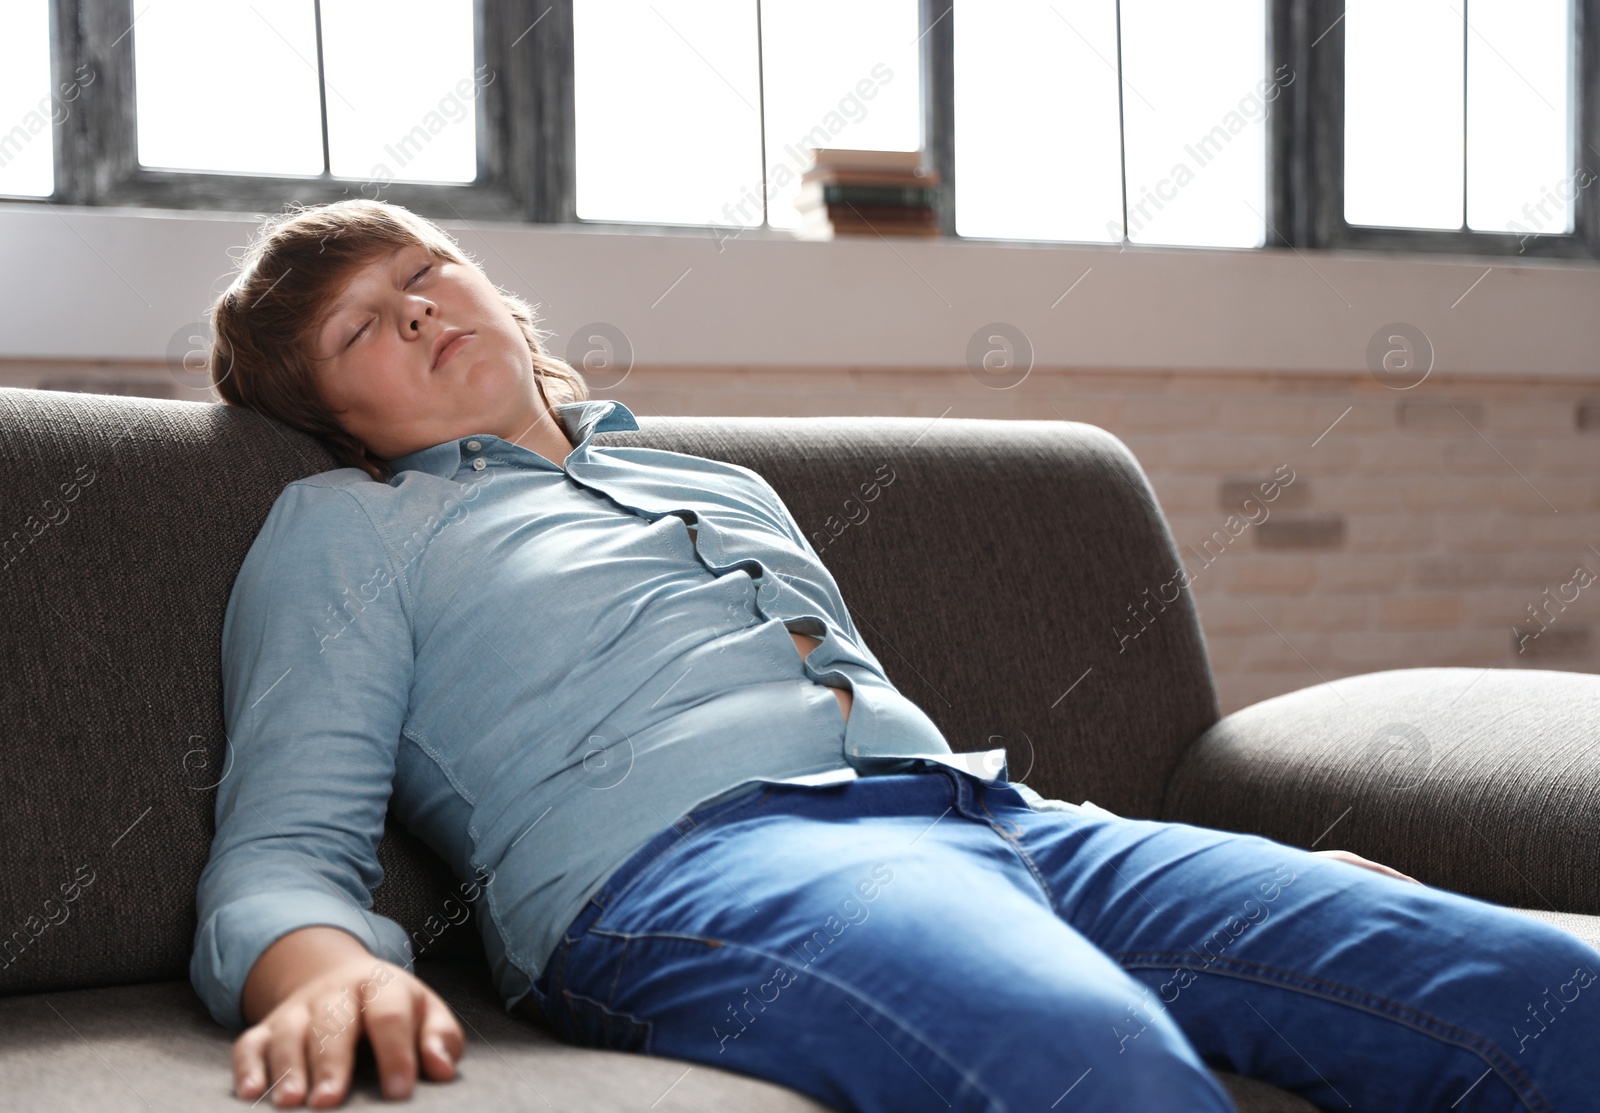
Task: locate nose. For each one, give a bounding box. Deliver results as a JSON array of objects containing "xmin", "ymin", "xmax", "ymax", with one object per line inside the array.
[{"xmin": 408, "ymin": 303, "xmax": 435, "ymax": 332}]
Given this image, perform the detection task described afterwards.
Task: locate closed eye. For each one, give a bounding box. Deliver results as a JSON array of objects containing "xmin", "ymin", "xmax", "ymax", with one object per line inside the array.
[{"xmin": 344, "ymin": 263, "xmax": 434, "ymax": 349}]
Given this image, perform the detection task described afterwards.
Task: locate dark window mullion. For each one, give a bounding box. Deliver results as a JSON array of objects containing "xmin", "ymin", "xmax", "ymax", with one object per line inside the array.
[
  {"xmin": 1577, "ymin": 0, "xmax": 1600, "ymax": 255},
  {"xmin": 1304, "ymin": 0, "xmax": 1346, "ymax": 251},
  {"xmin": 312, "ymin": 0, "xmax": 332, "ymax": 178},
  {"xmin": 918, "ymin": 0, "xmax": 955, "ymax": 237},
  {"xmin": 755, "ymin": 0, "xmax": 769, "ymax": 228},
  {"xmin": 1461, "ymin": 0, "xmax": 1468, "ymax": 230},
  {"xmin": 1113, "ymin": 0, "xmax": 1129, "ymax": 243},
  {"xmin": 1268, "ymin": 0, "xmax": 1317, "ymax": 248},
  {"xmin": 49, "ymin": 0, "xmax": 142, "ymax": 206},
  {"xmin": 482, "ymin": 0, "xmax": 573, "ymax": 223}
]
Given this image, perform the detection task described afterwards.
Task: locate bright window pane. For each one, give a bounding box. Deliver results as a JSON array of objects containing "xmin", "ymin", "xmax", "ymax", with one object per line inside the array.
[
  {"xmin": 0, "ymin": 0, "xmax": 56, "ymax": 197},
  {"xmin": 955, "ymin": 1, "xmax": 1123, "ymax": 242},
  {"xmin": 574, "ymin": 0, "xmax": 762, "ymax": 225},
  {"xmin": 322, "ymin": 0, "xmax": 478, "ymax": 184},
  {"xmin": 759, "ymin": 1, "xmax": 920, "ymax": 230},
  {"xmin": 1120, "ymin": 0, "xmax": 1268, "ymax": 248},
  {"xmin": 134, "ymin": 0, "xmax": 323, "ymax": 175},
  {"xmin": 1344, "ymin": 0, "xmax": 1464, "ymax": 229},
  {"xmin": 1466, "ymin": 0, "xmax": 1573, "ymax": 233}
]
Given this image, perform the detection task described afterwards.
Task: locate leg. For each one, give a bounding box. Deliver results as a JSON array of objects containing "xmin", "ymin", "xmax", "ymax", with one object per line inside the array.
[
  {"xmin": 536, "ymin": 771, "xmax": 1238, "ymax": 1113},
  {"xmin": 974, "ymin": 769, "xmax": 1600, "ymax": 1112}
]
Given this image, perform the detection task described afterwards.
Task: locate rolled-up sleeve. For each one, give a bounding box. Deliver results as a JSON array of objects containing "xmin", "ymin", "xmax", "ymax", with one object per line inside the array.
[{"xmin": 190, "ymin": 478, "xmax": 416, "ymax": 1031}]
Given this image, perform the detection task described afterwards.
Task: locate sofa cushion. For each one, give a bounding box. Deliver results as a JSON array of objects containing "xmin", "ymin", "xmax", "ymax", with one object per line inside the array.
[
  {"xmin": 1163, "ymin": 667, "xmax": 1600, "ymax": 913},
  {"xmin": 0, "ymin": 951, "xmax": 1337, "ymax": 1111}
]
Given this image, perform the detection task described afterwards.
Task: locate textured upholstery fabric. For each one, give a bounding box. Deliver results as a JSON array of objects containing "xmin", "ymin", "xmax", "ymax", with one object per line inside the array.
[
  {"xmin": 0, "ymin": 951, "xmax": 1328, "ymax": 1112},
  {"xmin": 10, "ymin": 917, "xmax": 1597, "ymax": 1111},
  {"xmin": 0, "ymin": 957, "xmax": 835, "ymax": 1111},
  {"xmin": 1163, "ymin": 667, "xmax": 1600, "ymax": 913},
  {"xmin": 0, "ymin": 388, "xmax": 1218, "ymax": 1004}
]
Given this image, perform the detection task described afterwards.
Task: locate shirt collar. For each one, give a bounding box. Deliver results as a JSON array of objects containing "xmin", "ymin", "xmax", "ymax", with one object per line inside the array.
[{"xmin": 384, "ymin": 398, "xmax": 640, "ymax": 480}]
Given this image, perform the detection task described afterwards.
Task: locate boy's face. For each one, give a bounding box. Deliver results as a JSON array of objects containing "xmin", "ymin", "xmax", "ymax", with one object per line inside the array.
[{"xmin": 307, "ymin": 242, "xmax": 542, "ymax": 461}]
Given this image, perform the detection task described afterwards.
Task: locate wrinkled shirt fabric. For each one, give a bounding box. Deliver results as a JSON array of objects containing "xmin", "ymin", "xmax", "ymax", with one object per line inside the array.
[{"xmin": 190, "ymin": 398, "xmax": 1056, "ymax": 1030}]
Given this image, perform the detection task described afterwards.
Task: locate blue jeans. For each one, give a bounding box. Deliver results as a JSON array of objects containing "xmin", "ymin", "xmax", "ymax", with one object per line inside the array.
[{"xmin": 520, "ymin": 759, "xmax": 1600, "ymax": 1112}]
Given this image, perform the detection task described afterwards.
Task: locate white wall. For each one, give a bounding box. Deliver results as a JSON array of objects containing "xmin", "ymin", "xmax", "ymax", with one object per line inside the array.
[{"xmin": 3, "ymin": 201, "xmax": 1599, "ymax": 377}]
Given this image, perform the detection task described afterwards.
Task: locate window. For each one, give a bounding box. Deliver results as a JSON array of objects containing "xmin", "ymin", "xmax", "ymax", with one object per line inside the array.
[
  {"xmin": 131, "ymin": 0, "xmax": 478, "ymax": 183},
  {"xmin": 0, "ymin": 0, "xmax": 56, "ymax": 199},
  {"xmin": 572, "ymin": 0, "xmax": 919, "ymax": 230},
  {"xmin": 953, "ymin": 2, "xmax": 1124, "ymax": 243},
  {"xmin": 1304, "ymin": 0, "xmax": 1592, "ymax": 257},
  {"xmin": 6, "ymin": 0, "xmax": 1600, "ymax": 260},
  {"xmin": 573, "ymin": 0, "xmax": 763, "ymax": 226},
  {"xmin": 956, "ymin": 0, "xmax": 1270, "ymax": 249},
  {"xmin": 1343, "ymin": 0, "xmax": 1574, "ymax": 236}
]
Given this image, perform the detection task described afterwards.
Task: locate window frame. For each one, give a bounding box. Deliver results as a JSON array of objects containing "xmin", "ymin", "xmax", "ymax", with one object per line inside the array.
[
  {"xmin": 1285, "ymin": 0, "xmax": 1600, "ymax": 259},
  {"xmin": 39, "ymin": 0, "xmax": 572, "ymax": 222},
  {"xmin": 15, "ymin": 0, "xmax": 1600, "ymax": 260}
]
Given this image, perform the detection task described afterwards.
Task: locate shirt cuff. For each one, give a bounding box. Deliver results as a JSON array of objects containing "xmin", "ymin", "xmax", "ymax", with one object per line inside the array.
[{"xmin": 190, "ymin": 887, "xmax": 414, "ymax": 1031}]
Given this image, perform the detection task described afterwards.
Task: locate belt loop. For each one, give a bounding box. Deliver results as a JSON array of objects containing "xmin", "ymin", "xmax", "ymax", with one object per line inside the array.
[{"xmin": 940, "ymin": 763, "xmax": 972, "ymax": 818}]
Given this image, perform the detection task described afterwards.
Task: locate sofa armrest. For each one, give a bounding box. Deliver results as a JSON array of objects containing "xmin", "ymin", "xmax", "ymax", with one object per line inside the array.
[{"xmin": 1160, "ymin": 667, "xmax": 1600, "ymax": 914}]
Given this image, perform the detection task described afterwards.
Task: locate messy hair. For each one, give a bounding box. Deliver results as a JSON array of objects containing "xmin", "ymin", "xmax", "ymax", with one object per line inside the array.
[{"xmin": 208, "ymin": 198, "xmax": 586, "ymax": 482}]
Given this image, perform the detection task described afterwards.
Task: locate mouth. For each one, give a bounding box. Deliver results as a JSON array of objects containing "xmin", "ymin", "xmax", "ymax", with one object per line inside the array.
[{"xmin": 431, "ymin": 329, "xmax": 474, "ymax": 371}]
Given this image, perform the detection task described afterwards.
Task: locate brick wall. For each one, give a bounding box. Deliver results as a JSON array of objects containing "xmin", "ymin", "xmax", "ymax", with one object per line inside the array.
[{"xmin": 10, "ymin": 359, "xmax": 1599, "ymax": 717}]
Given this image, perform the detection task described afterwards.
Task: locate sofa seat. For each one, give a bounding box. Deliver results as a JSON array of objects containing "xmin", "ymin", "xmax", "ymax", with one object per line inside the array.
[{"xmin": 0, "ymin": 951, "xmax": 1361, "ymax": 1112}]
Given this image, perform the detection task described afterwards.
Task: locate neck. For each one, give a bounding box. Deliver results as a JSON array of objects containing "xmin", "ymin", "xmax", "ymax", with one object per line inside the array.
[{"xmin": 508, "ymin": 402, "xmax": 574, "ymax": 469}]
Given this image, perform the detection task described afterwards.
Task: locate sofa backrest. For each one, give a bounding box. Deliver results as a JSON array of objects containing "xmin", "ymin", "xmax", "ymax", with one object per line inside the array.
[{"xmin": 0, "ymin": 387, "xmax": 1218, "ymax": 997}]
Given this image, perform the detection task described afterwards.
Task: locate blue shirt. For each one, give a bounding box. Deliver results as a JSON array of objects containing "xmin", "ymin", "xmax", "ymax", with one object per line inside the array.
[{"xmin": 189, "ymin": 398, "xmax": 1012, "ymax": 1031}]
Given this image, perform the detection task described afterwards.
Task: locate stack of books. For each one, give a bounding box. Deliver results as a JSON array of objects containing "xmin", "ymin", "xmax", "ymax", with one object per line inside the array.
[{"xmin": 793, "ymin": 148, "xmax": 941, "ymax": 239}]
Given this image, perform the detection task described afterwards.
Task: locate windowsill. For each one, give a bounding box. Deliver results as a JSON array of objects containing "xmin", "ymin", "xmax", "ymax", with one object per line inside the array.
[{"xmin": 4, "ymin": 201, "xmax": 1600, "ymax": 378}]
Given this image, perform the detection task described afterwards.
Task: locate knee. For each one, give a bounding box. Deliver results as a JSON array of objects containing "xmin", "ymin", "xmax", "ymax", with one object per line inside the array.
[{"xmin": 1496, "ymin": 922, "xmax": 1600, "ymax": 1056}]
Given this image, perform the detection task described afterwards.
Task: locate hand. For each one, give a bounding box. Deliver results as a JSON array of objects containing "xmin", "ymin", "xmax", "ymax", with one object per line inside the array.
[
  {"xmin": 232, "ymin": 954, "xmax": 465, "ymax": 1106},
  {"xmin": 1312, "ymin": 848, "xmax": 1423, "ymax": 885}
]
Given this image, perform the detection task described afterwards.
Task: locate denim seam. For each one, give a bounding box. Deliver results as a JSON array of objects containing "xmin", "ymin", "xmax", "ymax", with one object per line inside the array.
[
  {"xmin": 559, "ymin": 986, "xmax": 654, "ymax": 1052},
  {"xmin": 974, "ymin": 783, "xmax": 1058, "ymax": 910},
  {"xmin": 1112, "ymin": 951, "xmax": 1550, "ymax": 1113},
  {"xmin": 597, "ymin": 932, "xmax": 1012, "ymax": 1113},
  {"xmin": 589, "ymin": 926, "xmax": 724, "ymax": 947}
]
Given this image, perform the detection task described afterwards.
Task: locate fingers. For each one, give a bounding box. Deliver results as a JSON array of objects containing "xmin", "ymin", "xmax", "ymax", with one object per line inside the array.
[
  {"xmin": 361, "ymin": 967, "xmax": 420, "ymax": 1100},
  {"xmin": 304, "ymin": 982, "xmax": 362, "ymax": 1108},
  {"xmin": 1369, "ymin": 861, "xmax": 1423, "ymax": 885},
  {"xmin": 232, "ymin": 1024, "xmax": 272, "ymax": 1102},
  {"xmin": 231, "ymin": 964, "xmax": 464, "ymax": 1106},
  {"xmin": 264, "ymin": 1007, "xmax": 312, "ymax": 1106},
  {"xmin": 1314, "ymin": 848, "xmax": 1424, "ymax": 885},
  {"xmin": 417, "ymin": 990, "xmax": 467, "ymax": 1082}
]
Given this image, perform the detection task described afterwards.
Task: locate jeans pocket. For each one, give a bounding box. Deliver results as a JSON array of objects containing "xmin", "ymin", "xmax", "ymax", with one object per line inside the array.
[{"xmin": 554, "ymin": 986, "xmax": 653, "ymax": 1053}]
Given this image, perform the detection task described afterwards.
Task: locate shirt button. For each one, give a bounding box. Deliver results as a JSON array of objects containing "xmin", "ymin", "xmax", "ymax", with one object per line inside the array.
[
  {"xmin": 466, "ymin": 439, "xmax": 482, "ymax": 451},
  {"xmin": 471, "ymin": 457, "xmax": 486, "ymax": 471}
]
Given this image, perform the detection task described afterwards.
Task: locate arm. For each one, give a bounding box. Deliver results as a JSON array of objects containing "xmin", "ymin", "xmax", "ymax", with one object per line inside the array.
[{"xmin": 190, "ymin": 478, "xmax": 461, "ymax": 1105}]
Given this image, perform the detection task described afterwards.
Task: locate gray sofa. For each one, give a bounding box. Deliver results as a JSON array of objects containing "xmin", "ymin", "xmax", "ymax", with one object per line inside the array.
[{"xmin": 1, "ymin": 384, "xmax": 1595, "ymax": 1112}]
